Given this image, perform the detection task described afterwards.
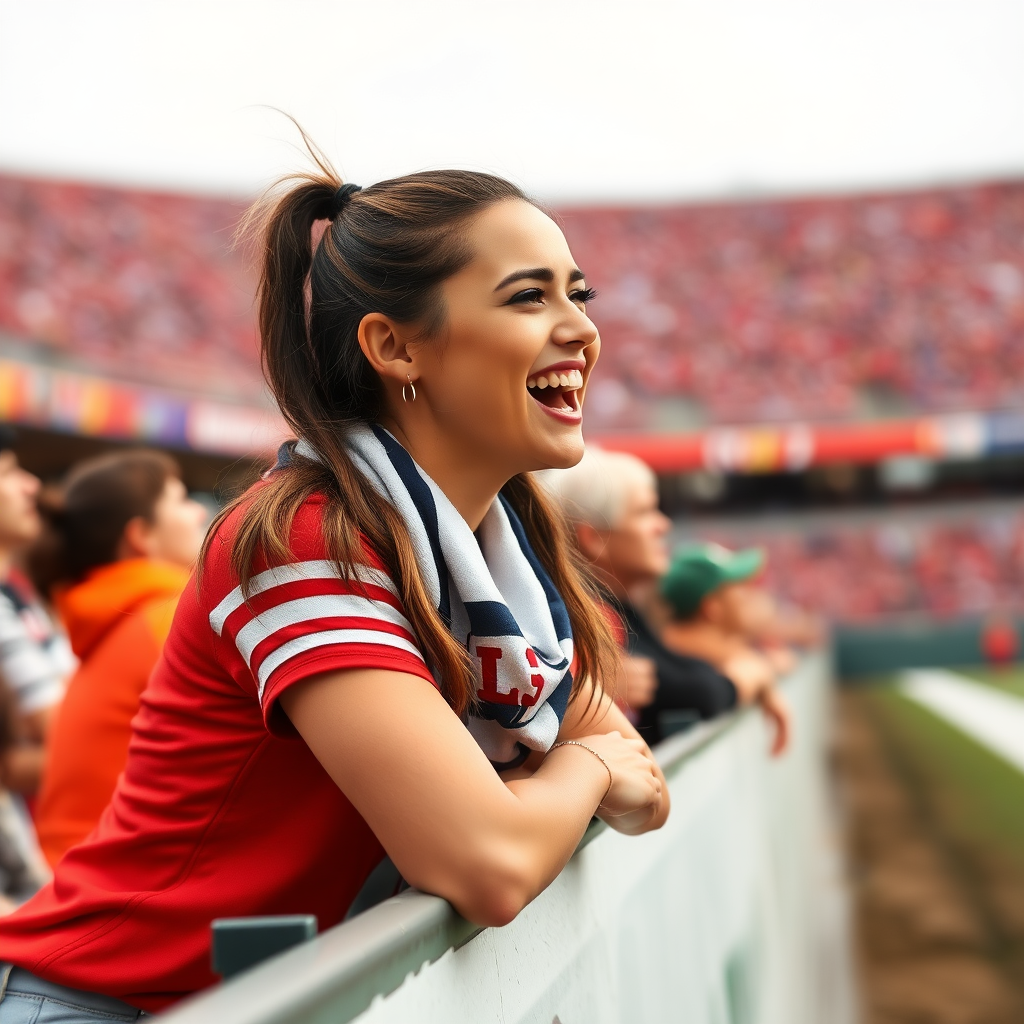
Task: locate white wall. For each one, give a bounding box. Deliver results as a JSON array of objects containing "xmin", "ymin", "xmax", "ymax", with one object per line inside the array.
[{"xmin": 1, "ymin": 0, "xmax": 1023, "ymax": 202}]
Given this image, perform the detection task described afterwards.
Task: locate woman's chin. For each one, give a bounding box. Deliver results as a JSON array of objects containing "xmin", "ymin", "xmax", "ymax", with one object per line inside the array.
[{"xmin": 524, "ymin": 435, "xmax": 586, "ymax": 473}]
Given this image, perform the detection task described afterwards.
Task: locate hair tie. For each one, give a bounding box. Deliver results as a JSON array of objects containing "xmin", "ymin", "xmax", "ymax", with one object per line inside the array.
[{"xmin": 328, "ymin": 182, "xmax": 362, "ymax": 220}]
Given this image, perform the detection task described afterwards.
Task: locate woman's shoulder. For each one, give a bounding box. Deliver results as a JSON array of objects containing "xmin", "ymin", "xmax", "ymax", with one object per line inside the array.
[{"xmin": 202, "ymin": 486, "xmax": 390, "ymax": 595}]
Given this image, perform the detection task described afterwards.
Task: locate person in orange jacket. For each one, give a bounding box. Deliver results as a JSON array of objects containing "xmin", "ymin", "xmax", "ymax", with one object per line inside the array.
[{"xmin": 29, "ymin": 450, "xmax": 207, "ymax": 867}]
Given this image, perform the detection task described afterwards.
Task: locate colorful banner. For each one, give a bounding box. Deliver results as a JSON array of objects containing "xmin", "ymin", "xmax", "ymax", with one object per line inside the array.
[
  {"xmin": 593, "ymin": 410, "xmax": 1017, "ymax": 473},
  {"xmin": 0, "ymin": 357, "xmax": 284, "ymax": 456}
]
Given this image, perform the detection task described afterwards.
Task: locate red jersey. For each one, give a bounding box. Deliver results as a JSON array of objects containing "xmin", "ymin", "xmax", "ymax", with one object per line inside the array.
[{"xmin": 0, "ymin": 493, "xmax": 435, "ymax": 1011}]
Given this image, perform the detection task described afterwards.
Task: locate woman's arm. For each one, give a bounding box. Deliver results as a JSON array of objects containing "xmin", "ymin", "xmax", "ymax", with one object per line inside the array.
[
  {"xmin": 558, "ymin": 679, "xmax": 671, "ymax": 834},
  {"xmin": 281, "ymin": 668, "xmax": 660, "ymax": 928}
]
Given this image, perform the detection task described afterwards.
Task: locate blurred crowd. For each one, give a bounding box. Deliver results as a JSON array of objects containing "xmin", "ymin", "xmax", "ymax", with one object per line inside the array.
[
  {"xmin": 708, "ymin": 512, "xmax": 1024, "ymax": 621},
  {"xmin": 561, "ymin": 182, "xmax": 1024, "ymax": 426},
  {"xmin": 0, "ymin": 175, "xmax": 258, "ymax": 400},
  {"xmin": 541, "ymin": 448, "xmax": 820, "ymax": 754},
  {"xmin": 0, "ymin": 432, "xmax": 815, "ymax": 908},
  {"xmin": 5, "ymin": 174, "xmax": 1024, "ymax": 427},
  {"xmin": 0, "ymin": 428, "xmax": 206, "ymax": 905}
]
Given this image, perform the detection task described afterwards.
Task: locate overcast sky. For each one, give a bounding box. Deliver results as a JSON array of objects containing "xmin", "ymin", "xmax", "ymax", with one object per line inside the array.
[{"xmin": 1, "ymin": 0, "xmax": 1023, "ymax": 203}]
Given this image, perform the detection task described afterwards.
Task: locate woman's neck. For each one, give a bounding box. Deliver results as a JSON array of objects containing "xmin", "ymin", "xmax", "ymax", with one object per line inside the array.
[{"xmin": 380, "ymin": 419, "xmax": 510, "ymax": 530}]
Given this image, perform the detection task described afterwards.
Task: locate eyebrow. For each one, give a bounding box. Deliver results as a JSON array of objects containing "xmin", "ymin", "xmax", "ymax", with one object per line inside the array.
[{"xmin": 494, "ymin": 267, "xmax": 586, "ymax": 291}]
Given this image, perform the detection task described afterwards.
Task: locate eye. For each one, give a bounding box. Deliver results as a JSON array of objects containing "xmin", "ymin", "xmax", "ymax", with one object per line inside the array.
[
  {"xmin": 506, "ymin": 288, "xmax": 545, "ymax": 305},
  {"xmin": 571, "ymin": 287, "xmax": 597, "ymax": 306}
]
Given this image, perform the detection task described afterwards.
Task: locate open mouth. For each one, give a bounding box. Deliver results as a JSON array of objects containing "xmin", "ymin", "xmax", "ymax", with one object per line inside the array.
[{"xmin": 526, "ymin": 368, "xmax": 584, "ymax": 416}]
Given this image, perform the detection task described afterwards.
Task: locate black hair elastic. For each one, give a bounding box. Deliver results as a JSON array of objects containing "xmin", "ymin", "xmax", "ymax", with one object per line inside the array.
[{"xmin": 328, "ymin": 182, "xmax": 362, "ymax": 220}]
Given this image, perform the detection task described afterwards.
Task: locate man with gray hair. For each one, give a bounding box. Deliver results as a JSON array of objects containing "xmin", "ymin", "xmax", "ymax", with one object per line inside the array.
[{"xmin": 541, "ymin": 448, "xmax": 745, "ymax": 744}]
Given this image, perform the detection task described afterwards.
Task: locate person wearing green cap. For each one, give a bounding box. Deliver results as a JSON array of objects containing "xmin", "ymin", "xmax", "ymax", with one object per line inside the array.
[{"xmin": 661, "ymin": 542, "xmax": 790, "ymax": 755}]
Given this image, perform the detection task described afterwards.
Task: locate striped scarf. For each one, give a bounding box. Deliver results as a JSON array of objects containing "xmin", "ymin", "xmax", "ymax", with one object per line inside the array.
[{"xmin": 295, "ymin": 425, "xmax": 573, "ymax": 768}]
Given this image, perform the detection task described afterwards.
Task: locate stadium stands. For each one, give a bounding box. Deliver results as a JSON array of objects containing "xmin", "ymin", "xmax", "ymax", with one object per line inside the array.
[
  {"xmin": 698, "ymin": 506, "xmax": 1024, "ymax": 621},
  {"xmin": 560, "ymin": 182, "xmax": 1024, "ymax": 428},
  {"xmin": 4, "ymin": 173, "xmax": 1024, "ymax": 431},
  {"xmin": 0, "ymin": 174, "xmax": 258, "ymax": 401}
]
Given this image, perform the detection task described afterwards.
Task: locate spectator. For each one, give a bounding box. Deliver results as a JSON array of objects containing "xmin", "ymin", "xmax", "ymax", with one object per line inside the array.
[
  {"xmin": 541, "ymin": 448, "xmax": 744, "ymax": 744},
  {"xmin": 660, "ymin": 544, "xmax": 791, "ymax": 755},
  {"xmin": 30, "ymin": 450, "xmax": 207, "ymax": 867},
  {"xmin": 0, "ymin": 166, "xmax": 666, "ymax": 1019},
  {"xmin": 0, "ymin": 672, "xmax": 49, "ymax": 911},
  {"xmin": 980, "ymin": 613, "xmax": 1019, "ymax": 666},
  {"xmin": 0, "ymin": 427, "xmax": 73, "ymax": 797}
]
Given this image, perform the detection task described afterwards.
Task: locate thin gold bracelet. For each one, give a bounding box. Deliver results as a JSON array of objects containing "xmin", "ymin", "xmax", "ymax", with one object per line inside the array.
[{"xmin": 550, "ymin": 740, "xmax": 613, "ymax": 807}]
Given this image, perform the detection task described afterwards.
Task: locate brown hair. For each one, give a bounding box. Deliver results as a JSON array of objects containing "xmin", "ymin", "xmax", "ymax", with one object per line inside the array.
[
  {"xmin": 206, "ymin": 142, "xmax": 616, "ymax": 715},
  {"xmin": 29, "ymin": 449, "xmax": 179, "ymax": 595}
]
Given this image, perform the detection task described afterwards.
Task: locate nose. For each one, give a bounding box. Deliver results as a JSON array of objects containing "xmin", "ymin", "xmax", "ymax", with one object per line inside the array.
[
  {"xmin": 21, "ymin": 469, "xmax": 40, "ymax": 496},
  {"xmin": 552, "ymin": 302, "xmax": 599, "ymax": 351}
]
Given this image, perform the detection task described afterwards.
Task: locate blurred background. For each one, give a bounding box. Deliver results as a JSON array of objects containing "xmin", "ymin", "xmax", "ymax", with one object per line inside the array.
[{"xmin": 3, "ymin": 1, "xmax": 1024, "ymax": 1019}]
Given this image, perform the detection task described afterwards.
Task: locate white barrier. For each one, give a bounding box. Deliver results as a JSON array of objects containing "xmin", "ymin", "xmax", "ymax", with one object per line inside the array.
[{"xmin": 163, "ymin": 652, "xmax": 854, "ymax": 1024}]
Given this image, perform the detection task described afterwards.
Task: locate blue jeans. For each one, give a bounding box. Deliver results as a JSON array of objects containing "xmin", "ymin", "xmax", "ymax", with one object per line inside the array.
[{"xmin": 0, "ymin": 966, "xmax": 146, "ymax": 1023}]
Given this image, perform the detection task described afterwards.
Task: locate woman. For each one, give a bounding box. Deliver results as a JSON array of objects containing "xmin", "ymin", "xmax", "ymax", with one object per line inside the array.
[
  {"xmin": 0, "ymin": 160, "xmax": 667, "ymax": 1020},
  {"xmin": 30, "ymin": 450, "xmax": 207, "ymax": 866}
]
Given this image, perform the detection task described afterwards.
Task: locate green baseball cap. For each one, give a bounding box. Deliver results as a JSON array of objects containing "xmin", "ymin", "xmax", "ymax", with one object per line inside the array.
[{"xmin": 661, "ymin": 543, "xmax": 765, "ymax": 618}]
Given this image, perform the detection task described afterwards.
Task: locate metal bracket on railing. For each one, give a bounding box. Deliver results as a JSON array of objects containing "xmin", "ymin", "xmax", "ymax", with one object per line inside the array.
[{"xmin": 211, "ymin": 915, "xmax": 318, "ymax": 980}]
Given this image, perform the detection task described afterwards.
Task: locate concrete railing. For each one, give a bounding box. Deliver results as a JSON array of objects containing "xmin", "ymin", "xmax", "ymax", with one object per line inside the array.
[{"xmin": 162, "ymin": 651, "xmax": 853, "ymax": 1024}]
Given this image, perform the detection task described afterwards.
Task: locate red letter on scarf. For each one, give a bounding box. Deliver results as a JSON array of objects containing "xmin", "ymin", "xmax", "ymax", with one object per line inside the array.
[
  {"xmin": 519, "ymin": 648, "xmax": 546, "ymax": 707},
  {"xmin": 475, "ymin": 646, "xmax": 519, "ymax": 705}
]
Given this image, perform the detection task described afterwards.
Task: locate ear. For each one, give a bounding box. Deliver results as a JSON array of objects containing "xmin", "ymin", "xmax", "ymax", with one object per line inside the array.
[
  {"xmin": 574, "ymin": 521, "xmax": 609, "ymax": 563},
  {"xmin": 357, "ymin": 313, "xmax": 422, "ymax": 388},
  {"xmin": 119, "ymin": 516, "xmax": 156, "ymax": 560},
  {"xmin": 699, "ymin": 592, "xmax": 723, "ymax": 626}
]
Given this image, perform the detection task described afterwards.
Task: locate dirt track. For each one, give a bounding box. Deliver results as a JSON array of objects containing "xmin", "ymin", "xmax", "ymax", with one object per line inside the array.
[{"xmin": 835, "ymin": 690, "xmax": 1024, "ymax": 1024}]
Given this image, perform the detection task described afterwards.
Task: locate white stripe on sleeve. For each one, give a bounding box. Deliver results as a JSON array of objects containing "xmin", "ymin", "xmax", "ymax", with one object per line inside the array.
[
  {"xmin": 233, "ymin": 594, "xmax": 415, "ymax": 666},
  {"xmin": 256, "ymin": 628, "xmax": 426, "ymax": 700},
  {"xmin": 209, "ymin": 560, "xmax": 399, "ymax": 636}
]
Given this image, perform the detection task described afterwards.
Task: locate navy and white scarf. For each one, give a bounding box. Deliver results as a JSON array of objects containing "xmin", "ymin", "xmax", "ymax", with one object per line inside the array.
[{"xmin": 294, "ymin": 425, "xmax": 573, "ymax": 768}]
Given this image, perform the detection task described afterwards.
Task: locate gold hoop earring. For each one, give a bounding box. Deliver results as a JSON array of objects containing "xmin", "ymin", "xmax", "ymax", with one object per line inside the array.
[{"xmin": 402, "ymin": 375, "xmax": 417, "ymax": 403}]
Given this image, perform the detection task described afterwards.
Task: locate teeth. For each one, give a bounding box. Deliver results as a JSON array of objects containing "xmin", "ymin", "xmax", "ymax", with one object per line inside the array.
[{"xmin": 526, "ymin": 368, "xmax": 584, "ymax": 390}]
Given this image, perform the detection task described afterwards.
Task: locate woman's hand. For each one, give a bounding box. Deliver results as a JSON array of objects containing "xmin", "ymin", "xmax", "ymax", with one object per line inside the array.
[
  {"xmin": 557, "ymin": 679, "xmax": 670, "ymax": 835},
  {"xmin": 572, "ymin": 730, "xmax": 662, "ymax": 820}
]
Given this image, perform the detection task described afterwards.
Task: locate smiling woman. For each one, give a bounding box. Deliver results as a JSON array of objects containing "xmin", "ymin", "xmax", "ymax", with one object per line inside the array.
[{"xmin": 0, "ymin": 145, "xmax": 668, "ymax": 1022}]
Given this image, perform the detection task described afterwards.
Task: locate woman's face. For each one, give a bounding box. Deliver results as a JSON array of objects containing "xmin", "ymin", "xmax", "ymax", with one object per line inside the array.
[
  {"xmin": 409, "ymin": 199, "xmax": 600, "ymax": 477},
  {"xmin": 141, "ymin": 477, "xmax": 208, "ymax": 568}
]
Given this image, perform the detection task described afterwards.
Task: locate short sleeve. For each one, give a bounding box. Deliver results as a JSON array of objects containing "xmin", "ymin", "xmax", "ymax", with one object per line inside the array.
[{"xmin": 205, "ymin": 496, "xmax": 436, "ymax": 735}]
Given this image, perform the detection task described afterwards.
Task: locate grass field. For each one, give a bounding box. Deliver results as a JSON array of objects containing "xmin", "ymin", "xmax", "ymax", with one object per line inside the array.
[
  {"xmin": 956, "ymin": 663, "xmax": 1024, "ymax": 700},
  {"xmin": 841, "ymin": 674, "xmax": 1024, "ymax": 1019},
  {"xmin": 865, "ymin": 680, "xmax": 1024, "ymax": 869}
]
